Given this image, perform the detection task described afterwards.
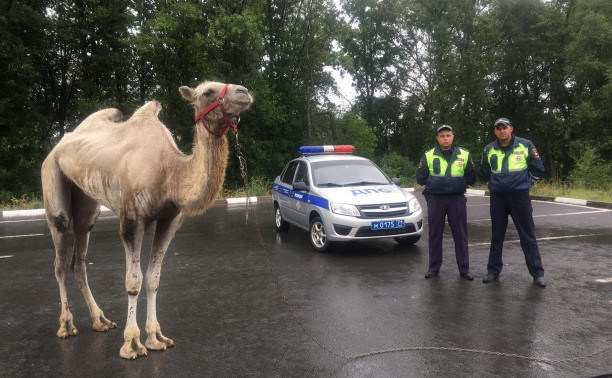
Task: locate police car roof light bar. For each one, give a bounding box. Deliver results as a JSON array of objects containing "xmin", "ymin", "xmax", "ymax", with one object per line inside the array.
[{"xmin": 299, "ymin": 145, "xmax": 355, "ymax": 154}]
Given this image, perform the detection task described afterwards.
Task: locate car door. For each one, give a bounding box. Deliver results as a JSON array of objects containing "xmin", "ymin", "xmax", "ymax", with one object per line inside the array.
[
  {"xmin": 277, "ymin": 161, "xmax": 299, "ymax": 223},
  {"xmin": 291, "ymin": 161, "xmax": 311, "ymax": 227}
]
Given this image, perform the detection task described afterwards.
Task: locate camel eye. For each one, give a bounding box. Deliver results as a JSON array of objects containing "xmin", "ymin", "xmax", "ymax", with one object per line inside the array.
[{"xmin": 203, "ymin": 89, "xmax": 215, "ymax": 97}]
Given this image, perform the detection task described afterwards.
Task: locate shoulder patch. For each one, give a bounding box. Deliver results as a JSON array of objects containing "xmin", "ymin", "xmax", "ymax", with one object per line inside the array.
[
  {"xmin": 532, "ymin": 148, "xmax": 540, "ymax": 158},
  {"xmin": 418, "ymin": 158, "xmax": 423, "ymax": 169}
]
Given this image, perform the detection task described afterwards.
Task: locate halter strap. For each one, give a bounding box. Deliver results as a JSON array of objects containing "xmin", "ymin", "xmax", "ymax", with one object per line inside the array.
[{"xmin": 194, "ymin": 84, "xmax": 240, "ymax": 137}]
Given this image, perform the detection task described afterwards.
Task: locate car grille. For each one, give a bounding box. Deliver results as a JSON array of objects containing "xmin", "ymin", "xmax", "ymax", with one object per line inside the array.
[
  {"xmin": 357, "ymin": 202, "xmax": 407, "ymax": 218},
  {"xmin": 355, "ymin": 223, "xmax": 417, "ymax": 237}
]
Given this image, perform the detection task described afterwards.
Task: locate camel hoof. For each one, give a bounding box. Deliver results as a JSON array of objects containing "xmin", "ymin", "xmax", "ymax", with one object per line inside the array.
[
  {"xmin": 93, "ymin": 318, "xmax": 117, "ymax": 332},
  {"xmin": 120, "ymin": 345, "xmax": 138, "ymax": 360},
  {"xmin": 145, "ymin": 339, "xmax": 167, "ymax": 351},
  {"xmin": 57, "ymin": 325, "xmax": 78, "ymax": 338},
  {"xmin": 120, "ymin": 339, "xmax": 148, "ymax": 360}
]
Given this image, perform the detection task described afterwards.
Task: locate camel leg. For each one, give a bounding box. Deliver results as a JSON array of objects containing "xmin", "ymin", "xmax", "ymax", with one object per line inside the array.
[
  {"xmin": 42, "ymin": 159, "xmax": 77, "ymax": 338},
  {"xmin": 50, "ymin": 216, "xmax": 76, "ymax": 338},
  {"xmin": 119, "ymin": 215, "xmax": 148, "ymax": 360},
  {"xmin": 70, "ymin": 187, "xmax": 117, "ymax": 332},
  {"xmin": 144, "ymin": 214, "xmax": 184, "ymax": 351}
]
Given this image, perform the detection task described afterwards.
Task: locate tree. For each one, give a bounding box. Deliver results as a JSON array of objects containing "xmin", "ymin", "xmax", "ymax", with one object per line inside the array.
[
  {"xmin": 0, "ymin": 0, "xmax": 50, "ymax": 199},
  {"xmin": 565, "ymin": 0, "xmax": 612, "ymax": 165},
  {"xmin": 339, "ymin": 0, "xmax": 406, "ymax": 136}
]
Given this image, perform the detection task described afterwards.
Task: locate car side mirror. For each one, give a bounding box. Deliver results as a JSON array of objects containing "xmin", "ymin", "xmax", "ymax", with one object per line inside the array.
[
  {"xmin": 293, "ymin": 181, "xmax": 310, "ymax": 192},
  {"xmin": 391, "ymin": 177, "xmax": 401, "ymax": 186}
]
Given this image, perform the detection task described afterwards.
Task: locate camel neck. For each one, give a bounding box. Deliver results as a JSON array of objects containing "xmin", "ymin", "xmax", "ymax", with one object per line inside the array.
[{"xmin": 177, "ymin": 123, "xmax": 228, "ymax": 214}]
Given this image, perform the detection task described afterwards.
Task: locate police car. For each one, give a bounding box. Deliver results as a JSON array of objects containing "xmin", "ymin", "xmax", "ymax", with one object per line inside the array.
[{"xmin": 272, "ymin": 145, "xmax": 423, "ymax": 252}]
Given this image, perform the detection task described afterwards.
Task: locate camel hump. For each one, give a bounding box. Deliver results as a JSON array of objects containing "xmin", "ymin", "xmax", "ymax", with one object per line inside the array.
[
  {"xmin": 73, "ymin": 108, "xmax": 123, "ymax": 131},
  {"xmin": 97, "ymin": 108, "xmax": 123, "ymax": 122},
  {"xmin": 132, "ymin": 100, "xmax": 162, "ymax": 119}
]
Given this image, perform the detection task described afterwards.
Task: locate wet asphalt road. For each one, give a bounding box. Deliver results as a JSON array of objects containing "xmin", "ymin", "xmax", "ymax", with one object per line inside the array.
[{"xmin": 1, "ymin": 193, "xmax": 611, "ymax": 378}]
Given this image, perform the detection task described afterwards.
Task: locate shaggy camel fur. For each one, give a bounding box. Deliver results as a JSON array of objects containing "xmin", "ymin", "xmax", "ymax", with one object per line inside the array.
[{"xmin": 42, "ymin": 81, "xmax": 252, "ymax": 359}]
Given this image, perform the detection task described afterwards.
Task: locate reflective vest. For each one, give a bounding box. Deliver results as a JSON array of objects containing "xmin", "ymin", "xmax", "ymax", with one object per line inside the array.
[
  {"xmin": 482, "ymin": 136, "xmax": 543, "ymax": 193},
  {"xmin": 425, "ymin": 147, "xmax": 470, "ymax": 177},
  {"xmin": 486, "ymin": 143, "xmax": 529, "ymax": 174},
  {"xmin": 423, "ymin": 147, "xmax": 470, "ymax": 194}
]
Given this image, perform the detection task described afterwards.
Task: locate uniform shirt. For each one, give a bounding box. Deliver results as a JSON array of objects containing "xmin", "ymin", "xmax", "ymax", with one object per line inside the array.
[
  {"xmin": 480, "ymin": 135, "xmax": 545, "ymax": 193},
  {"xmin": 416, "ymin": 144, "xmax": 476, "ymax": 195}
]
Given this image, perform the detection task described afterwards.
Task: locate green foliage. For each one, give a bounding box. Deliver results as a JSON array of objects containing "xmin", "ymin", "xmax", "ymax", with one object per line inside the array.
[
  {"xmin": 1, "ymin": 0, "xmax": 611, "ymax": 204},
  {"xmin": 568, "ymin": 144, "xmax": 612, "ymax": 190},
  {"xmin": 375, "ymin": 152, "xmax": 417, "ymax": 187},
  {"xmin": 0, "ymin": 192, "xmax": 44, "ymax": 210},
  {"xmin": 310, "ymin": 111, "xmax": 377, "ymax": 157},
  {"xmin": 530, "ymin": 179, "xmax": 612, "ymax": 202},
  {"xmin": 223, "ymin": 175, "xmax": 272, "ymax": 198}
]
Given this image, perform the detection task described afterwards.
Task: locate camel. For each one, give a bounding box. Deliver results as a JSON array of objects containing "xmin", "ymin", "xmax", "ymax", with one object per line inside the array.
[{"xmin": 41, "ymin": 81, "xmax": 253, "ymax": 359}]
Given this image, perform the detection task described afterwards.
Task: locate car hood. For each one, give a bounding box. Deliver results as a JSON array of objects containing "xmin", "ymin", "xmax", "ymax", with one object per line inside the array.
[{"xmin": 316, "ymin": 185, "xmax": 413, "ymax": 205}]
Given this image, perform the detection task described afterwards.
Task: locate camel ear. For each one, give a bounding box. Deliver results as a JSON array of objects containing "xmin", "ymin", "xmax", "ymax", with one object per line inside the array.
[{"xmin": 179, "ymin": 86, "xmax": 195, "ymax": 101}]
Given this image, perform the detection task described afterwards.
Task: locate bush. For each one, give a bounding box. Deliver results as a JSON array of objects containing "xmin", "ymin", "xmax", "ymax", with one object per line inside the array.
[
  {"xmin": 376, "ymin": 152, "xmax": 417, "ymax": 187},
  {"xmin": 221, "ymin": 175, "xmax": 272, "ymax": 198},
  {"xmin": 568, "ymin": 145, "xmax": 612, "ymax": 190},
  {"xmin": 0, "ymin": 192, "xmax": 43, "ymax": 210}
]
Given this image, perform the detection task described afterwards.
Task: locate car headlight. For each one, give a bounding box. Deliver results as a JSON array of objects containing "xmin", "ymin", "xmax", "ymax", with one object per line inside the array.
[
  {"xmin": 330, "ymin": 202, "xmax": 361, "ymax": 217},
  {"xmin": 408, "ymin": 198, "xmax": 421, "ymax": 214}
]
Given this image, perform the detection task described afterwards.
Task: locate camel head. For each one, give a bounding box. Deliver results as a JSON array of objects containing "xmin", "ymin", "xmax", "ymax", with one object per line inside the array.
[{"xmin": 179, "ymin": 81, "xmax": 253, "ymax": 137}]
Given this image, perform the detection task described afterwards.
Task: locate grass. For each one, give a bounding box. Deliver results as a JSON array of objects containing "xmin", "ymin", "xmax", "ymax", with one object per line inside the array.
[
  {"xmin": 2, "ymin": 179, "xmax": 610, "ymax": 211},
  {"xmin": 530, "ymin": 180, "xmax": 612, "ymax": 202},
  {"xmin": 470, "ymin": 180, "xmax": 612, "ymax": 202}
]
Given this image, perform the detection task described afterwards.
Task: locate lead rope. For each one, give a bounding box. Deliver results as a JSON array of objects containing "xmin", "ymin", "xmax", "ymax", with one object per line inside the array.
[
  {"xmin": 232, "ymin": 134, "xmax": 612, "ymax": 365},
  {"xmin": 234, "ymin": 132, "xmax": 249, "ymax": 225}
]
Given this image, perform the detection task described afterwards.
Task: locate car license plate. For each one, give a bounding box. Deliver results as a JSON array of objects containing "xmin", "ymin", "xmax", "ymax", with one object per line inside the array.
[{"xmin": 371, "ymin": 219, "xmax": 405, "ymax": 230}]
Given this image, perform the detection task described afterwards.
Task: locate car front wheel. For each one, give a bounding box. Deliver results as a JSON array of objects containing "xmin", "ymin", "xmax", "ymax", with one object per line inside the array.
[
  {"xmin": 394, "ymin": 234, "xmax": 421, "ymax": 246},
  {"xmin": 309, "ymin": 216, "xmax": 332, "ymax": 252},
  {"xmin": 274, "ymin": 204, "xmax": 290, "ymax": 232}
]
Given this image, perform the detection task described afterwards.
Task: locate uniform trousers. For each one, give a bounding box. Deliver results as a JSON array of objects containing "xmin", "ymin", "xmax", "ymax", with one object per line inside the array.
[
  {"xmin": 487, "ymin": 190, "xmax": 544, "ymax": 278},
  {"xmin": 425, "ymin": 193, "xmax": 470, "ymax": 274}
]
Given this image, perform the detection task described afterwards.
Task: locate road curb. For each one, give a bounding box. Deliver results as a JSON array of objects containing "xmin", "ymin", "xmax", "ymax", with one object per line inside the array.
[
  {"xmin": 0, "ymin": 196, "xmax": 268, "ymax": 219},
  {"xmin": 1, "ymin": 191, "xmax": 609, "ymax": 219},
  {"xmin": 465, "ymin": 189, "xmax": 612, "ymax": 209}
]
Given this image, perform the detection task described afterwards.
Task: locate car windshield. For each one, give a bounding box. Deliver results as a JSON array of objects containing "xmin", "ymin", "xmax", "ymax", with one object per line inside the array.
[{"xmin": 311, "ymin": 159, "xmax": 390, "ymax": 187}]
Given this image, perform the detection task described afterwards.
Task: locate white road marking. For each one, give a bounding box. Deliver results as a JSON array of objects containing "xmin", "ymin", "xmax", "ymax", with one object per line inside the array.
[
  {"xmin": 596, "ymin": 278, "xmax": 612, "ymax": 283},
  {"xmin": 0, "ymin": 233, "xmax": 44, "ymax": 239},
  {"xmin": 471, "ymin": 209, "xmax": 610, "ymax": 222},
  {"xmin": 532, "ymin": 199, "xmax": 610, "ymax": 211},
  {"xmin": 0, "ymin": 218, "xmax": 46, "ymax": 224},
  {"xmin": 469, "ymin": 233, "xmax": 608, "ymax": 247},
  {"xmin": 0, "ymin": 255, "xmax": 14, "ymax": 259},
  {"xmin": 0, "ymin": 215, "xmax": 118, "ymax": 225}
]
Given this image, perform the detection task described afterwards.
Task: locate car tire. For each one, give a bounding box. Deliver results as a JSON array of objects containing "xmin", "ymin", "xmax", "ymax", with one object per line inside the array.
[
  {"xmin": 309, "ymin": 216, "xmax": 332, "ymax": 252},
  {"xmin": 394, "ymin": 234, "xmax": 421, "ymax": 246},
  {"xmin": 274, "ymin": 204, "xmax": 290, "ymax": 232}
]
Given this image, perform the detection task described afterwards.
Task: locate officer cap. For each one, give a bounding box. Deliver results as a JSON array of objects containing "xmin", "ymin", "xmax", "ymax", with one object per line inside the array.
[
  {"xmin": 436, "ymin": 124, "xmax": 453, "ymax": 133},
  {"xmin": 494, "ymin": 117, "xmax": 511, "ymax": 127}
]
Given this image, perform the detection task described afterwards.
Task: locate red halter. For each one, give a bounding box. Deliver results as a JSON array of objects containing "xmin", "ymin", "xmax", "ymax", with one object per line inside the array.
[{"xmin": 194, "ymin": 84, "xmax": 241, "ymax": 137}]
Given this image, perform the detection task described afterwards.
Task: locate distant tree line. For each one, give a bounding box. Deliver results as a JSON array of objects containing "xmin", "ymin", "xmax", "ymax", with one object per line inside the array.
[{"xmin": 1, "ymin": 0, "xmax": 611, "ymax": 202}]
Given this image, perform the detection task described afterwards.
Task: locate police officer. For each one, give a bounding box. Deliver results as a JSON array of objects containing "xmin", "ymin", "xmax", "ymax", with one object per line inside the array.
[
  {"xmin": 480, "ymin": 117, "xmax": 547, "ymax": 287},
  {"xmin": 417, "ymin": 125, "xmax": 476, "ymax": 280}
]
